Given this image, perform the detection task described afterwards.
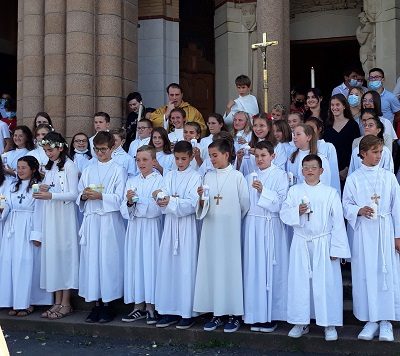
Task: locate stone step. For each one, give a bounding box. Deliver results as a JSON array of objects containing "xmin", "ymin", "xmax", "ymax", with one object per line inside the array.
[{"xmin": 0, "ymin": 310, "xmax": 399, "ymax": 355}]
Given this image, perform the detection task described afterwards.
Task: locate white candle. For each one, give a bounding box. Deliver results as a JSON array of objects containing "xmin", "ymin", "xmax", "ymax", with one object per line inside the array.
[
  {"xmin": 0, "ymin": 195, "xmax": 6, "ymax": 209},
  {"xmin": 190, "ymin": 139, "xmax": 197, "ymax": 148},
  {"xmin": 369, "ymin": 202, "xmax": 378, "ymax": 220},
  {"xmin": 302, "ymin": 196, "xmax": 311, "ymax": 214},
  {"xmin": 157, "ymin": 191, "xmax": 167, "ymax": 200},
  {"xmin": 32, "ymin": 183, "xmax": 40, "ymax": 193},
  {"xmin": 250, "ymin": 171, "xmax": 258, "ymax": 182},
  {"xmin": 202, "ymin": 184, "xmax": 209, "ymax": 200},
  {"xmin": 311, "ymin": 67, "xmax": 315, "ymax": 88}
]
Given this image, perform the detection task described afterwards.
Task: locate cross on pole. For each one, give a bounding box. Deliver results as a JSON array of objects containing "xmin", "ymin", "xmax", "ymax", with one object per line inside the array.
[{"xmin": 251, "ymin": 32, "xmax": 278, "ymax": 113}]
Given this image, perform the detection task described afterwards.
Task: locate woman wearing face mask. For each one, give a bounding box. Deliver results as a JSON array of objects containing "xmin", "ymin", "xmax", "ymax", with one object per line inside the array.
[
  {"xmin": 290, "ymin": 89, "xmax": 306, "ymax": 115},
  {"xmin": 347, "ymin": 87, "xmax": 365, "ymax": 134},
  {"xmin": 1, "ymin": 98, "xmax": 17, "ymax": 133},
  {"xmin": 360, "ymin": 91, "xmax": 398, "ymax": 145}
]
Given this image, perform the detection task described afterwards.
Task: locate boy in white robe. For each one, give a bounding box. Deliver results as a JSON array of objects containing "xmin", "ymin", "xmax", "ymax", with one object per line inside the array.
[
  {"xmin": 121, "ymin": 145, "xmax": 163, "ymax": 324},
  {"xmin": 243, "ymin": 141, "xmax": 289, "ymax": 332},
  {"xmin": 128, "ymin": 119, "xmax": 153, "ymax": 175},
  {"xmin": 223, "ymin": 75, "xmax": 259, "ymax": 129},
  {"xmin": 111, "ymin": 128, "xmax": 136, "ymax": 176},
  {"xmin": 77, "ymin": 131, "xmax": 127, "ymax": 323},
  {"xmin": 154, "ymin": 141, "xmax": 201, "ymax": 329},
  {"xmin": 343, "ymin": 135, "xmax": 400, "ymax": 342},
  {"xmin": 280, "ymin": 154, "xmax": 350, "ymax": 341},
  {"xmin": 194, "ymin": 139, "xmax": 250, "ymax": 333},
  {"xmin": 89, "ymin": 112, "xmax": 111, "ymax": 158}
]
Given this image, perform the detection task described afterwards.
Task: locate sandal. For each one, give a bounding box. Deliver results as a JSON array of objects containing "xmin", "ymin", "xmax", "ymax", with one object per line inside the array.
[
  {"xmin": 8, "ymin": 309, "xmax": 17, "ymax": 316},
  {"xmin": 41, "ymin": 304, "xmax": 61, "ymax": 318},
  {"xmin": 16, "ymin": 306, "xmax": 34, "ymax": 317},
  {"xmin": 48, "ymin": 305, "xmax": 73, "ymax": 320}
]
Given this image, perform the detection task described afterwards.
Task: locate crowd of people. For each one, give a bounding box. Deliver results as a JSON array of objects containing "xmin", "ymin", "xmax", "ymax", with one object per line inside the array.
[{"xmin": 0, "ymin": 66, "xmax": 400, "ymax": 343}]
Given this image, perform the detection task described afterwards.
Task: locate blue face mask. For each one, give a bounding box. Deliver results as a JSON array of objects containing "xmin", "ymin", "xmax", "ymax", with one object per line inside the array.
[
  {"xmin": 348, "ymin": 94, "xmax": 360, "ymax": 107},
  {"xmin": 5, "ymin": 111, "xmax": 16, "ymax": 119},
  {"xmin": 357, "ymin": 80, "xmax": 364, "ymax": 87},
  {"xmin": 368, "ymin": 80, "xmax": 382, "ymax": 91},
  {"xmin": 349, "ymin": 79, "xmax": 358, "ymax": 87}
]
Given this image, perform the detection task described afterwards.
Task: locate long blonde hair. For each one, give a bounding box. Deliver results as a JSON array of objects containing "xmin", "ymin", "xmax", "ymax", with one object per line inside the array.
[{"xmin": 290, "ymin": 124, "xmax": 318, "ymax": 163}]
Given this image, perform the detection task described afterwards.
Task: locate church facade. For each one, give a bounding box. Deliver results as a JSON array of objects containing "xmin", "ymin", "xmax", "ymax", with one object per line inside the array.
[{"xmin": 0, "ymin": 0, "xmax": 399, "ymax": 137}]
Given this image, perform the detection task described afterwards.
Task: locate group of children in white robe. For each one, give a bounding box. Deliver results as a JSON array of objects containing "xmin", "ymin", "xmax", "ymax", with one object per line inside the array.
[{"xmin": 0, "ymin": 110, "xmax": 400, "ymax": 343}]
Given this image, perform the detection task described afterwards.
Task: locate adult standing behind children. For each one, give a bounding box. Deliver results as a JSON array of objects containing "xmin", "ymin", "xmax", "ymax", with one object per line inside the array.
[
  {"xmin": 223, "ymin": 75, "xmax": 259, "ymax": 129},
  {"xmin": 150, "ymin": 83, "xmax": 206, "ymax": 136}
]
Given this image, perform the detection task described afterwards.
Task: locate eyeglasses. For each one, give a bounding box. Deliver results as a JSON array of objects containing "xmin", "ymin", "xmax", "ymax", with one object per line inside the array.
[
  {"xmin": 363, "ymin": 123, "xmax": 377, "ymax": 128},
  {"xmin": 74, "ymin": 139, "xmax": 87, "ymax": 143},
  {"xmin": 137, "ymin": 126, "xmax": 150, "ymax": 130},
  {"xmin": 302, "ymin": 166, "xmax": 320, "ymax": 171},
  {"xmin": 362, "ymin": 99, "xmax": 374, "ymax": 104},
  {"xmin": 368, "ymin": 75, "xmax": 382, "ymax": 81},
  {"xmin": 93, "ymin": 147, "xmax": 110, "ymax": 153}
]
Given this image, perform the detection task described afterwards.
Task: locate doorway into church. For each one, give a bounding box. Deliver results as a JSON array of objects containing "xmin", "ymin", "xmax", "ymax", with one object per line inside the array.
[
  {"xmin": 290, "ymin": 37, "xmax": 361, "ymax": 99},
  {"xmin": 0, "ymin": 1, "xmax": 17, "ymax": 98},
  {"xmin": 179, "ymin": 0, "xmax": 215, "ymax": 118}
]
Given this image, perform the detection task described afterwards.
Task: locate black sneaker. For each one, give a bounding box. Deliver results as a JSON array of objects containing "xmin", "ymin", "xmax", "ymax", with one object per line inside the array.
[
  {"xmin": 176, "ymin": 317, "xmax": 195, "ymax": 329},
  {"xmin": 146, "ymin": 310, "xmax": 159, "ymax": 325},
  {"xmin": 121, "ymin": 309, "xmax": 146, "ymax": 323},
  {"xmin": 259, "ymin": 321, "xmax": 278, "ymax": 333},
  {"xmin": 156, "ymin": 315, "xmax": 180, "ymax": 328},
  {"xmin": 98, "ymin": 306, "xmax": 115, "ymax": 323},
  {"xmin": 85, "ymin": 306, "xmax": 101, "ymax": 323}
]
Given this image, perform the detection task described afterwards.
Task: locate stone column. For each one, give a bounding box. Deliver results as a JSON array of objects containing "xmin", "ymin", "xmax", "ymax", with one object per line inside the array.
[
  {"xmin": 214, "ymin": 1, "xmax": 257, "ymax": 114},
  {"xmin": 375, "ymin": 0, "xmax": 400, "ymax": 90},
  {"xmin": 44, "ymin": 0, "xmax": 66, "ymax": 132},
  {"xmin": 96, "ymin": 0, "xmax": 123, "ymax": 128},
  {"xmin": 17, "ymin": 0, "xmax": 138, "ymax": 139},
  {"xmin": 256, "ymin": 0, "xmax": 290, "ymax": 111},
  {"xmin": 65, "ymin": 0, "xmax": 95, "ymax": 137},
  {"xmin": 137, "ymin": 0, "xmax": 179, "ymax": 108},
  {"xmin": 18, "ymin": 0, "xmax": 45, "ymax": 125}
]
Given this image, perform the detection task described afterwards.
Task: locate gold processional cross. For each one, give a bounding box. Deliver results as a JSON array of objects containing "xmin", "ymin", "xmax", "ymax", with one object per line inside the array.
[{"xmin": 251, "ymin": 32, "xmax": 278, "ymax": 113}]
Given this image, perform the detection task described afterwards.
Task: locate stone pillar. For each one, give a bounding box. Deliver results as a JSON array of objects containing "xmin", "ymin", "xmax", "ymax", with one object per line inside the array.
[
  {"xmin": 138, "ymin": 0, "xmax": 179, "ymax": 108},
  {"xmin": 44, "ymin": 0, "xmax": 66, "ymax": 132},
  {"xmin": 17, "ymin": 0, "xmax": 138, "ymax": 139},
  {"xmin": 18, "ymin": 0, "xmax": 45, "ymax": 125},
  {"xmin": 375, "ymin": 0, "xmax": 400, "ymax": 90},
  {"xmin": 96, "ymin": 0, "xmax": 123, "ymax": 128},
  {"xmin": 214, "ymin": 1, "xmax": 257, "ymax": 114},
  {"xmin": 256, "ymin": 0, "xmax": 290, "ymax": 111},
  {"xmin": 65, "ymin": 0, "xmax": 95, "ymax": 137}
]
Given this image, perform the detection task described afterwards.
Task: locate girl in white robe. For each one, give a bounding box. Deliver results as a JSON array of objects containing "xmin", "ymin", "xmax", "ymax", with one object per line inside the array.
[
  {"xmin": 29, "ymin": 124, "xmax": 52, "ymax": 174},
  {"xmin": 149, "ymin": 127, "xmax": 175, "ymax": 175},
  {"xmin": 343, "ymin": 135, "xmax": 400, "ymax": 342},
  {"xmin": 121, "ymin": 146, "xmax": 163, "ymax": 324},
  {"xmin": 280, "ymin": 154, "xmax": 350, "ymax": 341},
  {"xmin": 237, "ymin": 113, "xmax": 276, "ymax": 177},
  {"xmin": 154, "ymin": 141, "xmax": 201, "ymax": 329},
  {"xmin": 194, "ymin": 139, "xmax": 250, "ymax": 333},
  {"xmin": 232, "ymin": 111, "xmax": 252, "ymax": 153},
  {"xmin": 33, "ymin": 132, "xmax": 80, "ymax": 320},
  {"xmin": 2, "ymin": 125, "xmax": 34, "ymax": 183},
  {"xmin": 69, "ymin": 132, "xmax": 92, "ymax": 175},
  {"xmin": 77, "ymin": 131, "xmax": 127, "ymax": 323},
  {"xmin": 243, "ymin": 141, "xmax": 289, "ymax": 332},
  {"xmin": 0, "ymin": 156, "xmax": 52, "ymax": 315},
  {"xmin": 287, "ymin": 124, "xmax": 334, "ymax": 191}
]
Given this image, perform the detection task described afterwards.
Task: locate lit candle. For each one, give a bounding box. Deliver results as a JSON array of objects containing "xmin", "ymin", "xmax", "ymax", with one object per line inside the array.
[{"xmin": 311, "ymin": 67, "xmax": 315, "ymax": 88}]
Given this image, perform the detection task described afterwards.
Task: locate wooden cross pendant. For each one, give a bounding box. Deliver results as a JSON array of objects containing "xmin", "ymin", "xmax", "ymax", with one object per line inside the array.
[
  {"xmin": 214, "ymin": 194, "xmax": 222, "ymax": 205},
  {"xmin": 371, "ymin": 193, "xmax": 380, "ymax": 205}
]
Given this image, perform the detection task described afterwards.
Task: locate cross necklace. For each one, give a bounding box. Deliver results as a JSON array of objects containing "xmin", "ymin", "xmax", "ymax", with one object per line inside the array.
[
  {"xmin": 172, "ymin": 169, "xmax": 191, "ymax": 198},
  {"xmin": 360, "ymin": 167, "xmax": 381, "ymax": 205},
  {"xmin": 214, "ymin": 168, "xmax": 233, "ymax": 206}
]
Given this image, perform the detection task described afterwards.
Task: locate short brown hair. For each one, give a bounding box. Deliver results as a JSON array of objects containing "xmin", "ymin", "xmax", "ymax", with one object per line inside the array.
[
  {"xmin": 137, "ymin": 144, "xmax": 156, "ymax": 159},
  {"xmin": 358, "ymin": 135, "xmax": 383, "ymax": 159},
  {"xmin": 235, "ymin": 74, "xmax": 251, "ymax": 87}
]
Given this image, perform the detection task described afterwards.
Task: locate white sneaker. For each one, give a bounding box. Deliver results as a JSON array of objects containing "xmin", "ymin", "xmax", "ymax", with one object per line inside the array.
[
  {"xmin": 358, "ymin": 321, "xmax": 379, "ymax": 340},
  {"xmin": 288, "ymin": 324, "xmax": 309, "ymax": 338},
  {"xmin": 379, "ymin": 321, "xmax": 394, "ymax": 342},
  {"xmin": 324, "ymin": 326, "xmax": 338, "ymax": 341}
]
